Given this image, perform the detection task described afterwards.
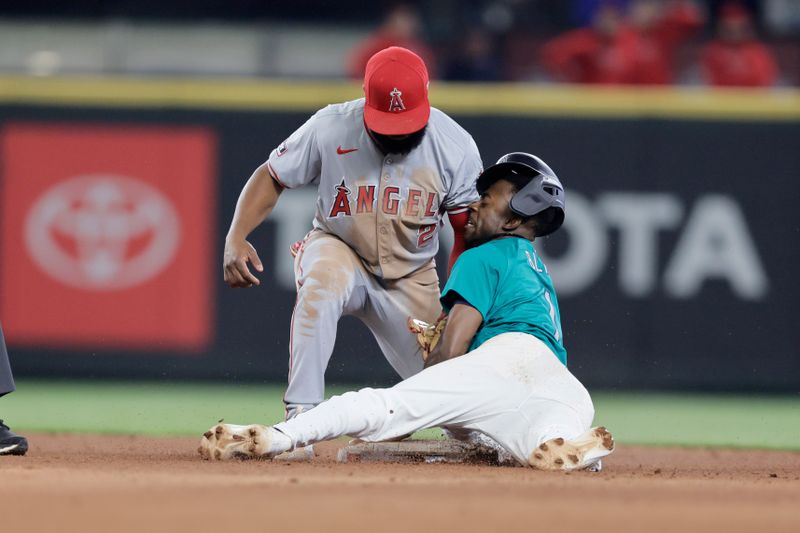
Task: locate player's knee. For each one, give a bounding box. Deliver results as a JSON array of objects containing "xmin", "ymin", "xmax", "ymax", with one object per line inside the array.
[
  {"xmin": 297, "ymin": 267, "xmax": 353, "ymax": 307},
  {"xmin": 301, "ymin": 260, "xmax": 355, "ymax": 293}
]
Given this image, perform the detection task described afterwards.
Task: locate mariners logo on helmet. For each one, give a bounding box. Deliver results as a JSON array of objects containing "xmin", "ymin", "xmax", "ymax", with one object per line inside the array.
[{"xmin": 388, "ymin": 88, "xmax": 406, "ymax": 112}]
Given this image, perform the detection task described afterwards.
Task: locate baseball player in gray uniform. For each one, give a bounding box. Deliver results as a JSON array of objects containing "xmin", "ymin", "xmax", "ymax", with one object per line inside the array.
[
  {"xmin": 223, "ymin": 47, "xmax": 482, "ymax": 453},
  {"xmin": 1, "ymin": 322, "xmax": 28, "ymax": 456}
]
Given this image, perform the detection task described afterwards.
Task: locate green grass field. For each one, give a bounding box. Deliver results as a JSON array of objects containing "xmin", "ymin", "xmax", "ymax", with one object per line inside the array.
[{"xmin": 2, "ymin": 380, "xmax": 799, "ymax": 450}]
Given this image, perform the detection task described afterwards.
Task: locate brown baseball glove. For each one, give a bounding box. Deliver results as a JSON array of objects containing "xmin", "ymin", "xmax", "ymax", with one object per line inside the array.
[{"xmin": 407, "ymin": 314, "xmax": 448, "ymax": 362}]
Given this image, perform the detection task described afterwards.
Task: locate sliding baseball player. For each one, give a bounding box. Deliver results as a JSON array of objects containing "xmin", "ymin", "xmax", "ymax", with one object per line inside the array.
[{"xmin": 203, "ymin": 153, "xmax": 615, "ymax": 471}]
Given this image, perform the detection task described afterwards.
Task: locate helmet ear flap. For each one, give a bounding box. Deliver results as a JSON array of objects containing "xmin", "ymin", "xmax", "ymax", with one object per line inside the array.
[
  {"xmin": 510, "ymin": 174, "xmax": 565, "ymax": 215},
  {"xmin": 532, "ymin": 207, "xmax": 565, "ymax": 237}
]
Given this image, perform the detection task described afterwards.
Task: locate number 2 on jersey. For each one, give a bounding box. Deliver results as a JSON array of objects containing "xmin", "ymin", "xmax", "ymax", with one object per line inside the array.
[{"xmin": 417, "ymin": 224, "xmax": 437, "ymax": 247}]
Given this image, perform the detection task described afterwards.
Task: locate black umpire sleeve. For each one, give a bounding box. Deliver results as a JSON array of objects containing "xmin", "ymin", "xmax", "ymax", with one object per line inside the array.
[{"xmin": 0, "ymin": 322, "xmax": 16, "ymax": 397}]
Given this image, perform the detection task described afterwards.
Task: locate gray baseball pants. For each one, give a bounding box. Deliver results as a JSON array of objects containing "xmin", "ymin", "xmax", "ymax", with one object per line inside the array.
[
  {"xmin": 284, "ymin": 230, "xmax": 442, "ymax": 418},
  {"xmin": 0, "ymin": 323, "xmax": 16, "ymax": 397}
]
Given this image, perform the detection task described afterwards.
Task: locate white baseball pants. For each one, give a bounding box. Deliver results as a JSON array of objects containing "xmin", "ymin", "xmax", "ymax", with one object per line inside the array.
[
  {"xmin": 275, "ymin": 332, "xmax": 595, "ymax": 465},
  {"xmin": 284, "ymin": 230, "xmax": 442, "ymax": 417}
]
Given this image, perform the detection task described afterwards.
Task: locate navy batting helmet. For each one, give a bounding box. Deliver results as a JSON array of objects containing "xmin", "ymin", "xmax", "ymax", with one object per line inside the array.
[{"xmin": 476, "ymin": 152, "xmax": 565, "ymax": 237}]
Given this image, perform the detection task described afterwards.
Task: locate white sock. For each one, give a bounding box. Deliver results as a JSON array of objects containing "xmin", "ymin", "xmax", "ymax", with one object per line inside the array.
[{"xmin": 269, "ymin": 427, "xmax": 294, "ymax": 454}]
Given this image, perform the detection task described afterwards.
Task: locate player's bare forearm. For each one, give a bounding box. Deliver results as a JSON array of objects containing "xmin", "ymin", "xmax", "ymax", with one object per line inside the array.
[
  {"xmin": 424, "ymin": 303, "xmax": 482, "ymax": 368},
  {"xmin": 223, "ymin": 163, "xmax": 284, "ymax": 288},
  {"xmin": 227, "ymin": 163, "xmax": 283, "ymax": 241}
]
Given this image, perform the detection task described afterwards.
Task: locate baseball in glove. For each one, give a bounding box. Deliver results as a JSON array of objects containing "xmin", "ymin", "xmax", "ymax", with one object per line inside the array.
[{"xmin": 407, "ymin": 314, "xmax": 448, "ymax": 361}]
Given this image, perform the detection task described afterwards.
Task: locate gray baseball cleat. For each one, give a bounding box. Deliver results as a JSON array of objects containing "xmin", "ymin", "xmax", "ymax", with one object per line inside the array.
[
  {"xmin": 528, "ymin": 426, "xmax": 614, "ymax": 471},
  {"xmin": 273, "ymin": 445, "xmax": 315, "ymax": 462},
  {"xmin": 0, "ymin": 420, "xmax": 28, "ymax": 456}
]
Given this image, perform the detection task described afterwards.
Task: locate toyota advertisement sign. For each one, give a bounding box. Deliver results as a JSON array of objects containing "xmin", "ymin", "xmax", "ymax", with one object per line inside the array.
[
  {"xmin": 1, "ymin": 124, "xmax": 216, "ymax": 351},
  {"xmin": 0, "ymin": 108, "xmax": 797, "ymax": 391}
]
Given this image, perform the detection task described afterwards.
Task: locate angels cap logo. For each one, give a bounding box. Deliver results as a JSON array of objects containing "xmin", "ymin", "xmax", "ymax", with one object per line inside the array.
[
  {"xmin": 388, "ymin": 87, "xmax": 406, "ymax": 112},
  {"xmin": 24, "ymin": 175, "xmax": 181, "ymax": 291}
]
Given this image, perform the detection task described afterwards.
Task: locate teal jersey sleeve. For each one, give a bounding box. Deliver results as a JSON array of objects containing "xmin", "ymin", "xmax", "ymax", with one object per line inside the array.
[{"xmin": 441, "ymin": 246, "xmax": 503, "ymax": 319}]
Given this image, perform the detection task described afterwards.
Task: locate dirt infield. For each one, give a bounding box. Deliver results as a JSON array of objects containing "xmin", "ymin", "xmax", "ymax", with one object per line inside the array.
[{"xmin": 1, "ymin": 433, "xmax": 798, "ymax": 533}]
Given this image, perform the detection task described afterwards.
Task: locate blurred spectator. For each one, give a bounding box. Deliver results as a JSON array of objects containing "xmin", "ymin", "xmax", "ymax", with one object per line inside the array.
[
  {"xmin": 444, "ymin": 28, "xmax": 502, "ymax": 82},
  {"xmin": 348, "ymin": 4, "xmax": 437, "ymax": 79},
  {"xmin": 540, "ymin": 4, "xmax": 631, "ymax": 84},
  {"xmin": 700, "ymin": 3, "xmax": 778, "ymax": 87},
  {"xmin": 622, "ymin": 0, "xmax": 704, "ymax": 84},
  {"xmin": 571, "ymin": 0, "xmax": 630, "ymax": 27},
  {"xmin": 541, "ymin": 0, "xmax": 704, "ymax": 85}
]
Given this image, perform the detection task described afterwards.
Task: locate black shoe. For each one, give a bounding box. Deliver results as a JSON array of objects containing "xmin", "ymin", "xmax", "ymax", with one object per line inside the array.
[{"xmin": 0, "ymin": 419, "xmax": 28, "ymax": 456}]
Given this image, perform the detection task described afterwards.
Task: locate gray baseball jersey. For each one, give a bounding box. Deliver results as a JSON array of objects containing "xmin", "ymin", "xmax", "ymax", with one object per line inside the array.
[{"xmin": 267, "ymin": 98, "xmax": 482, "ymax": 280}]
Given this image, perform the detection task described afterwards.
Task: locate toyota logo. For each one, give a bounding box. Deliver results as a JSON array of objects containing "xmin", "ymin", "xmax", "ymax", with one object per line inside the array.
[{"xmin": 24, "ymin": 175, "xmax": 181, "ymax": 291}]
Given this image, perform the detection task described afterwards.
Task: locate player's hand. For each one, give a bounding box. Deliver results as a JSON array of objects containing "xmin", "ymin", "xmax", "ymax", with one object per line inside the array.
[
  {"xmin": 223, "ymin": 237, "xmax": 264, "ymax": 288},
  {"xmin": 408, "ymin": 314, "xmax": 447, "ymax": 362}
]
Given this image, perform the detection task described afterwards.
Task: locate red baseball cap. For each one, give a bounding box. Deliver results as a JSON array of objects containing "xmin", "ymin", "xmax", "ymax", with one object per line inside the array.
[{"xmin": 363, "ymin": 46, "xmax": 430, "ymax": 135}]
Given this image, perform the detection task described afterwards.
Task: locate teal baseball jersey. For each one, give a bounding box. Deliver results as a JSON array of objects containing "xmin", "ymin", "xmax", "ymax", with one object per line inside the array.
[{"xmin": 441, "ymin": 236, "xmax": 567, "ymax": 365}]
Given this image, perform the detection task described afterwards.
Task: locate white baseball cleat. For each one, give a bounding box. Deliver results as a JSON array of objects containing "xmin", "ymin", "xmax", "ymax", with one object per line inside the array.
[
  {"xmin": 198, "ymin": 422, "xmax": 289, "ymax": 461},
  {"xmin": 528, "ymin": 426, "xmax": 615, "ymax": 471}
]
